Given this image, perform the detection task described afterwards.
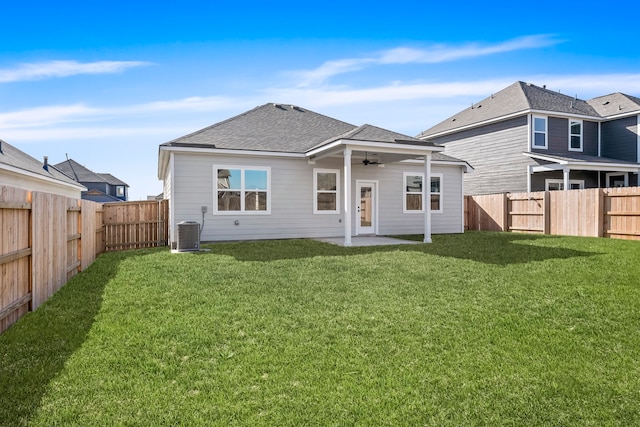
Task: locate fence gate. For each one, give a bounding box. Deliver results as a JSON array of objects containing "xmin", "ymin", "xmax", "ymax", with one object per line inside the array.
[{"xmin": 103, "ymin": 200, "xmax": 169, "ymax": 252}]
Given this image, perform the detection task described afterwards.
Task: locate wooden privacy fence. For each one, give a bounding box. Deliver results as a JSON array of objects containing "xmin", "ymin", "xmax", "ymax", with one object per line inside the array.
[
  {"xmin": 1, "ymin": 186, "xmax": 168, "ymax": 334},
  {"xmin": 0, "ymin": 186, "xmax": 104, "ymax": 334},
  {"xmin": 103, "ymin": 200, "xmax": 168, "ymax": 252},
  {"xmin": 465, "ymin": 186, "xmax": 640, "ymax": 240}
]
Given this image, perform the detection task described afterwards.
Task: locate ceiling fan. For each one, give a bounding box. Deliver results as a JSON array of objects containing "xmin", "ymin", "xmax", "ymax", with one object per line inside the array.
[{"xmin": 362, "ymin": 152, "xmax": 380, "ymax": 166}]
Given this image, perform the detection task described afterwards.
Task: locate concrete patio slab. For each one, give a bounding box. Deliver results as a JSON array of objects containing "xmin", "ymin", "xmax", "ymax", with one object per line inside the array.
[{"xmin": 316, "ymin": 236, "xmax": 422, "ymax": 247}]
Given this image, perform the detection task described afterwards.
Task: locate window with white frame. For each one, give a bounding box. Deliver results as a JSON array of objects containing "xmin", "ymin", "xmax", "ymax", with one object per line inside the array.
[
  {"xmin": 214, "ymin": 166, "xmax": 270, "ymax": 213},
  {"xmin": 545, "ymin": 179, "xmax": 584, "ymax": 191},
  {"xmin": 313, "ymin": 169, "xmax": 340, "ymax": 214},
  {"xmin": 533, "ymin": 116, "xmax": 548, "ymax": 149},
  {"xmin": 569, "ymin": 120, "xmax": 583, "ymax": 151},
  {"xmin": 606, "ymin": 173, "xmax": 628, "ymax": 188},
  {"xmin": 116, "ymin": 185, "xmax": 125, "ymax": 197},
  {"xmin": 403, "ymin": 172, "xmax": 443, "ymax": 213}
]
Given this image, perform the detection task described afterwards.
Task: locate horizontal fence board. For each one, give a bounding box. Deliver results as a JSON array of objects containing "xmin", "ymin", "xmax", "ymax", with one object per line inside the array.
[
  {"xmin": 0, "ymin": 248, "xmax": 32, "ymax": 266},
  {"xmin": 0, "ymin": 293, "xmax": 32, "ymax": 322}
]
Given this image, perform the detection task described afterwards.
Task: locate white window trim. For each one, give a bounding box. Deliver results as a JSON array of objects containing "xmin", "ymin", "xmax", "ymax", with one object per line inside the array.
[
  {"xmin": 545, "ymin": 179, "xmax": 584, "ymax": 191},
  {"xmin": 402, "ymin": 172, "xmax": 443, "ymax": 214},
  {"xmin": 568, "ymin": 119, "xmax": 583, "ymax": 152},
  {"xmin": 313, "ymin": 168, "xmax": 340, "ymax": 214},
  {"xmin": 532, "ymin": 116, "xmax": 548, "ymax": 149},
  {"xmin": 213, "ymin": 165, "xmax": 271, "ymax": 215},
  {"xmin": 606, "ymin": 172, "xmax": 628, "ymax": 188}
]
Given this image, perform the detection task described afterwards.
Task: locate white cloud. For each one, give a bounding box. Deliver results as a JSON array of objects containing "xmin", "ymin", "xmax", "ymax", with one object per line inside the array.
[
  {"xmin": 4, "ymin": 72, "xmax": 640, "ymax": 142},
  {"xmin": 378, "ymin": 35, "xmax": 559, "ymax": 64},
  {"xmin": 0, "ymin": 60, "xmax": 152, "ymax": 83},
  {"xmin": 291, "ymin": 35, "xmax": 560, "ymax": 86},
  {"xmin": 0, "ymin": 104, "xmax": 99, "ymax": 128},
  {"xmin": 0, "ymin": 96, "xmax": 243, "ymax": 130}
]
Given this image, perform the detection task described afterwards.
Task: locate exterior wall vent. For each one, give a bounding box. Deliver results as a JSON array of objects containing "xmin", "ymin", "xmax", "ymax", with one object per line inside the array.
[{"xmin": 176, "ymin": 221, "xmax": 200, "ymax": 252}]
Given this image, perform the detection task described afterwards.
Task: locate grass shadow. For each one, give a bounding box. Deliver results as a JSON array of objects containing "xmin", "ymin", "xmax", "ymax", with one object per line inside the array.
[
  {"xmin": 0, "ymin": 250, "xmax": 148, "ymax": 426},
  {"xmin": 200, "ymin": 231, "xmax": 600, "ymax": 266}
]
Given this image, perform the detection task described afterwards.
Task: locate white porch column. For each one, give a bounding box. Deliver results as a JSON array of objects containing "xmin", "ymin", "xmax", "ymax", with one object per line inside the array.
[
  {"xmin": 563, "ymin": 167, "xmax": 570, "ymax": 190},
  {"xmin": 423, "ymin": 153, "xmax": 432, "ymax": 243},
  {"xmin": 527, "ymin": 165, "xmax": 533, "ymax": 193},
  {"xmin": 344, "ymin": 147, "xmax": 352, "ymax": 246}
]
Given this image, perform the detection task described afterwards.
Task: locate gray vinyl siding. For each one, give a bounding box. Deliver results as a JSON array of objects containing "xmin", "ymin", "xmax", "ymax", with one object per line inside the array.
[
  {"xmin": 547, "ymin": 117, "xmax": 567, "ymax": 152},
  {"xmin": 430, "ymin": 116, "xmax": 533, "ymax": 195},
  {"xmin": 169, "ymin": 152, "xmax": 464, "ymax": 242},
  {"xmin": 543, "ymin": 117, "xmax": 598, "ymax": 155},
  {"xmin": 583, "ymin": 121, "xmax": 598, "ymax": 156},
  {"xmin": 601, "ymin": 116, "xmax": 638, "ymax": 161}
]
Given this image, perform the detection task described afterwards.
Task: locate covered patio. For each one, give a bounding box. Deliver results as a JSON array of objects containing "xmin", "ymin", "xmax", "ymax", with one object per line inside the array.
[{"xmin": 305, "ymin": 129, "xmax": 445, "ymax": 247}]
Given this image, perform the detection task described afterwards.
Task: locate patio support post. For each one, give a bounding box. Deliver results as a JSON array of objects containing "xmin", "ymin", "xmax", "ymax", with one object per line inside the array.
[
  {"xmin": 423, "ymin": 153, "xmax": 432, "ymax": 243},
  {"xmin": 563, "ymin": 167, "xmax": 570, "ymax": 190},
  {"xmin": 344, "ymin": 147, "xmax": 352, "ymax": 246}
]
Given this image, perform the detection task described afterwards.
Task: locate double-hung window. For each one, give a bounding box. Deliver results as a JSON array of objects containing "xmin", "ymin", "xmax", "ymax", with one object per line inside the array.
[
  {"xmin": 532, "ymin": 116, "xmax": 548, "ymax": 149},
  {"xmin": 313, "ymin": 169, "xmax": 340, "ymax": 214},
  {"xmin": 403, "ymin": 172, "xmax": 443, "ymax": 213},
  {"xmin": 215, "ymin": 166, "xmax": 270, "ymax": 213},
  {"xmin": 569, "ymin": 120, "xmax": 582, "ymax": 151}
]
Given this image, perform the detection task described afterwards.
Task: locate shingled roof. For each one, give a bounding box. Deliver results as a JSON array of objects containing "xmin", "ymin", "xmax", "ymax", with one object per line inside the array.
[
  {"xmin": 0, "ymin": 139, "xmax": 81, "ymax": 187},
  {"xmin": 587, "ymin": 92, "xmax": 640, "ymax": 117},
  {"xmin": 418, "ymin": 81, "xmax": 607, "ymax": 138},
  {"xmin": 54, "ymin": 159, "xmax": 128, "ymax": 187},
  {"xmin": 162, "ymin": 103, "xmax": 356, "ymax": 153}
]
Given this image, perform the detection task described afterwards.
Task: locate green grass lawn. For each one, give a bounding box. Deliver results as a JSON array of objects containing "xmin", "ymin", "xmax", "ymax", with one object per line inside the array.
[{"xmin": 1, "ymin": 232, "xmax": 640, "ymax": 426}]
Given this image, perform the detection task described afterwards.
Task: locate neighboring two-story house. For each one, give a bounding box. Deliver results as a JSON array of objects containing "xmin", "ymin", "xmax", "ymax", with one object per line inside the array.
[
  {"xmin": 54, "ymin": 158, "xmax": 129, "ymax": 202},
  {"xmin": 418, "ymin": 81, "xmax": 640, "ymax": 195}
]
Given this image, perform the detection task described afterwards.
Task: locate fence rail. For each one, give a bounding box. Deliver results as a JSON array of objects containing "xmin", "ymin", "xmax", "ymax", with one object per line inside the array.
[
  {"xmin": 1, "ymin": 186, "xmax": 168, "ymax": 334},
  {"xmin": 465, "ymin": 186, "xmax": 640, "ymax": 240}
]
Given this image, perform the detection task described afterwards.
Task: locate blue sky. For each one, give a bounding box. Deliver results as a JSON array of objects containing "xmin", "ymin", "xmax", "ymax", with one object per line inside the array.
[{"xmin": 2, "ymin": 1, "xmax": 640, "ymax": 199}]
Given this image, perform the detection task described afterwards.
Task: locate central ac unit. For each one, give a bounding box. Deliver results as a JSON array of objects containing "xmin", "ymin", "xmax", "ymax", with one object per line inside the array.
[{"xmin": 176, "ymin": 221, "xmax": 200, "ymax": 252}]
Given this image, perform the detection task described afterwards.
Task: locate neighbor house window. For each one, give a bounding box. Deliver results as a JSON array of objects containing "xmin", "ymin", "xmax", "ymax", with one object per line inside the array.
[
  {"xmin": 214, "ymin": 166, "xmax": 270, "ymax": 213},
  {"xmin": 532, "ymin": 116, "xmax": 548, "ymax": 149},
  {"xmin": 403, "ymin": 172, "xmax": 443, "ymax": 213},
  {"xmin": 569, "ymin": 120, "xmax": 583, "ymax": 151},
  {"xmin": 116, "ymin": 186, "xmax": 125, "ymax": 197},
  {"xmin": 545, "ymin": 179, "xmax": 584, "ymax": 191},
  {"xmin": 606, "ymin": 173, "xmax": 628, "ymax": 188},
  {"xmin": 313, "ymin": 169, "xmax": 340, "ymax": 214}
]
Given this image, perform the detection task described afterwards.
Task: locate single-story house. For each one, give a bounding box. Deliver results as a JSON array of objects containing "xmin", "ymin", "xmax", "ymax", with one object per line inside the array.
[
  {"xmin": 158, "ymin": 103, "xmax": 471, "ymax": 246},
  {"xmin": 0, "ymin": 139, "xmax": 85, "ymax": 198}
]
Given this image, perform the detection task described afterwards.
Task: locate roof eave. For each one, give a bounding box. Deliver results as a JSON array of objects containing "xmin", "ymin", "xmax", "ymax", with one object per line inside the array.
[{"xmin": 0, "ymin": 163, "xmax": 87, "ymax": 191}]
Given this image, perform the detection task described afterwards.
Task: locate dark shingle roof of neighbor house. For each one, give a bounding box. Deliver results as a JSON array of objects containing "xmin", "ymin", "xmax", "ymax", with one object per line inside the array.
[
  {"xmin": 161, "ymin": 103, "xmax": 444, "ymax": 154},
  {"xmin": 0, "ymin": 139, "xmax": 81, "ymax": 187},
  {"xmin": 98, "ymin": 173, "xmax": 128, "ymax": 186},
  {"xmin": 587, "ymin": 92, "xmax": 640, "ymax": 117},
  {"xmin": 418, "ymin": 81, "xmax": 640, "ymax": 139},
  {"xmin": 82, "ymin": 189, "xmax": 123, "ymax": 203},
  {"xmin": 54, "ymin": 159, "xmax": 128, "ymax": 186}
]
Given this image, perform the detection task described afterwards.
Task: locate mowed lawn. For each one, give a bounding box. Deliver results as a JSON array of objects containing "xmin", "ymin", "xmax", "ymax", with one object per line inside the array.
[{"xmin": 1, "ymin": 232, "xmax": 640, "ymax": 426}]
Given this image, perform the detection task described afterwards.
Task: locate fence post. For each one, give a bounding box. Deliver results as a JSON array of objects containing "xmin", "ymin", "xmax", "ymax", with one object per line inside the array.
[
  {"xmin": 543, "ymin": 191, "xmax": 550, "ymax": 235},
  {"xmin": 502, "ymin": 193, "xmax": 509, "ymax": 232},
  {"xmin": 597, "ymin": 189, "xmax": 605, "ymax": 237}
]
